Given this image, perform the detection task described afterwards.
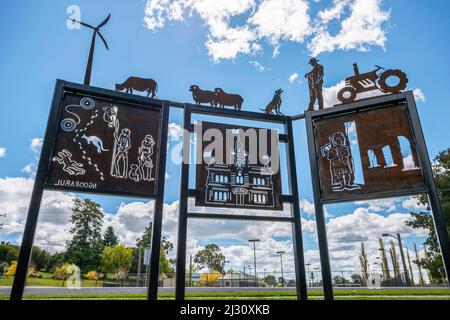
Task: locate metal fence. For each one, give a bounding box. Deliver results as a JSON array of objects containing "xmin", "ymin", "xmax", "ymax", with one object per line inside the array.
[{"xmin": 99, "ymin": 270, "xmax": 442, "ymax": 288}]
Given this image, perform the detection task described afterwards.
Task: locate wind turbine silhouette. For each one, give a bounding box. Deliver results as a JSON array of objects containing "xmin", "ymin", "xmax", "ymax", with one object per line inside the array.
[{"xmin": 68, "ymin": 14, "xmax": 111, "ymax": 86}]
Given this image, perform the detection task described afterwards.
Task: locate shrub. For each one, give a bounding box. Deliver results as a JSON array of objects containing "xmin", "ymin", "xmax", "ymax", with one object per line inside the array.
[
  {"xmin": 5, "ymin": 261, "xmax": 17, "ymax": 277},
  {"xmin": 85, "ymin": 270, "xmax": 99, "ymax": 281},
  {"xmin": 53, "ymin": 263, "xmax": 79, "ymax": 287}
]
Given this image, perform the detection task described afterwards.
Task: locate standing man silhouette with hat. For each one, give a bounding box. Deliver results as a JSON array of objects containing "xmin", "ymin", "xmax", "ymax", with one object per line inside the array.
[{"xmin": 305, "ymin": 58, "xmax": 324, "ymax": 111}]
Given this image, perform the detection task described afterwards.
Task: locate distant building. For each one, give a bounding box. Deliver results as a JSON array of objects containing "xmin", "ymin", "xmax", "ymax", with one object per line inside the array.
[{"xmin": 203, "ymin": 132, "xmax": 276, "ymax": 208}]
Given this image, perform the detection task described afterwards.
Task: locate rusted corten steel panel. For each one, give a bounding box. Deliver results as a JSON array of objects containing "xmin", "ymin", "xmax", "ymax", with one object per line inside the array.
[
  {"xmin": 46, "ymin": 92, "xmax": 162, "ymax": 197},
  {"xmin": 313, "ymin": 103, "xmax": 426, "ymax": 202},
  {"xmin": 195, "ymin": 121, "xmax": 283, "ymax": 211}
]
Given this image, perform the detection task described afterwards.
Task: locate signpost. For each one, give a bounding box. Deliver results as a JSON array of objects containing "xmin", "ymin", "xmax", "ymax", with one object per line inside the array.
[
  {"xmin": 305, "ymin": 91, "xmax": 450, "ymax": 300},
  {"xmin": 10, "ymin": 80, "xmax": 170, "ymax": 301}
]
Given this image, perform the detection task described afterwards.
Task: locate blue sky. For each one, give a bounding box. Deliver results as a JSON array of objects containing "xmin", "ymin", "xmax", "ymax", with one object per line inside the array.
[{"xmin": 0, "ymin": 0, "xmax": 449, "ymax": 279}]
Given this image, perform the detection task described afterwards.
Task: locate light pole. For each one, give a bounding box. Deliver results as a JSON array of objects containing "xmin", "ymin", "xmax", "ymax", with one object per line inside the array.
[
  {"xmin": 383, "ymin": 233, "xmax": 411, "ymax": 286},
  {"xmin": 225, "ymin": 260, "xmax": 231, "ymax": 287},
  {"xmin": 189, "ymin": 255, "xmax": 193, "ymax": 287},
  {"xmin": 305, "ymin": 263, "xmax": 311, "ymax": 287},
  {"xmin": 247, "ymin": 265, "xmax": 252, "ymax": 287},
  {"xmin": 243, "ymin": 265, "xmax": 251, "ymax": 287},
  {"xmin": 276, "ymin": 251, "xmax": 285, "ymax": 287},
  {"xmin": 248, "ymin": 239, "xmax": 260, "ymax": 287},
  {"xmin": 243, "ymin": 265, "xmax": 246, "ymax": 287},
  {"xmin": 137, "ymin": 247, "xmax": 142, "ymax": 287},
  {"xmin": 313, "ymin": 267, "xmax": 320, "ymax": 287},
  {"xmin": 375, "ymin": 257, "xmax": 385, "ymax": 282}
]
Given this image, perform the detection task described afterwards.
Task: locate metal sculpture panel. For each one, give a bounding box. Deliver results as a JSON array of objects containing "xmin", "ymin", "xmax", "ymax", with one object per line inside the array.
[
  {"xmin": 337, "ymin": 63, "xmax": 408, "ymax": 104},
  {"xmin": 46, "ymin": 92, "xmax": 162, "ymax": 197},
  {"xmin": 195, "ymin": 121, "xmax": 283, "ymax": 210},
  {"xmin": 313, "ymin": 103, "xmax": 426, "ymax": 202}
]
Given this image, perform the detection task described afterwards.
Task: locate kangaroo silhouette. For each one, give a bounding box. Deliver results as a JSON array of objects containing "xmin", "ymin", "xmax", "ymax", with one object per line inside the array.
[{"xmin": 82, "ymin": 134, "xmax": 109, "ymax": 153}]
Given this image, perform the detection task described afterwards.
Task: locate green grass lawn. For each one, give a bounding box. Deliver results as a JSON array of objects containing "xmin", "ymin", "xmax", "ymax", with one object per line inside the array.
[
  {"xmin": 0, "ymin": 273, "xmax": 102, "ymax": 287},
  {"xmin": 1, "ymin": 289, "xmax": 449, "ymax": 300}
]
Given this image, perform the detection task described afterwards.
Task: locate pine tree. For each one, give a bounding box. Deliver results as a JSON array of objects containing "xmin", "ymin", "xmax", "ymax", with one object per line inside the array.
[
  {"xmin": 406, "ymin": 149, "xmax": 450, "ymax": 284},
  {"xmin": 136, "ymin": 222, "xmax": 153, "ymax": 249},
  {"xmin": 358, "ymin": 242, "xmax": 369, "ymax": 286},
  {"xmin": 103, "ymin": 226, "xmax": 119, "ymax": 247},
  {"xmin": 65, "ymin": 199, "xmax": 104, "ymax": 273}
]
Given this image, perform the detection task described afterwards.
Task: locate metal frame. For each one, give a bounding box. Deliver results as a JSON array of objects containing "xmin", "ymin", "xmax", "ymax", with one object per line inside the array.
[
  {"xmin": 9, "ymin": 83, "xmax": 447, "ymax": 302},
  {"xmin": 10, "ymin": 80, "xmax": 170, "ymax": 300},
  {"xmin": 174, "ymin": 103, "xmax": 308, "ymax": 300},
  {"xmin": 304, "ymin": 91, "xmax": 450, "ymax": 300},
  {"xmin": 44, "ymin": 81, "xmax": 166, "ymax": 199}
]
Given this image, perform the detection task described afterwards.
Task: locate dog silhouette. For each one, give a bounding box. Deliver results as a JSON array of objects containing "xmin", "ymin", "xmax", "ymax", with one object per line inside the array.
[{"xmin": 260, "ymin": 89, "xmax": 283, "ymax": 115}]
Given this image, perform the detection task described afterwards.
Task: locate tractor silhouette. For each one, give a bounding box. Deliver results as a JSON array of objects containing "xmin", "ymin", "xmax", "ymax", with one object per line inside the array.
[{"xmin": 337, "ymin": 63, "xmax": 408, "ymax": 104}]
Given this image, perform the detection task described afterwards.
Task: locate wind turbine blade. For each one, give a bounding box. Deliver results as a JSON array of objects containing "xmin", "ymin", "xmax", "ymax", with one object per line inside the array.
[
  {"xmin": 79, "ymin": 21, "xmax": 96, "ymax": 29},
  {"xmin": 67, "ymin": 18, "xmax": 96, "ymax": 30},
  {"xmin": 97, "ymin": 14, "xmax": 111, "ymax": 29},
  {"xmin": 97, "ymin": 31, "xmax": 109, "ymax": 50}
]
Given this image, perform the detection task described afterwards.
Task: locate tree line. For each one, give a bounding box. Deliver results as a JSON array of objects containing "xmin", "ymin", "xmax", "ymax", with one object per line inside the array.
[
  {"xmin": 357, "ymin": 148, "xmax": 450, "ymax": 286},
  {"xmin": 1, "ymin": 198, "xmax": 176, "ymax": 280}
]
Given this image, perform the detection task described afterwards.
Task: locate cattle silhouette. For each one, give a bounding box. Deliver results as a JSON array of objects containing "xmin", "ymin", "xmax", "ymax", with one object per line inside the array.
[
  {"xmin": 115, "ymin": 77, "xmax": 158, "ymax": 98},
  {"xmin": 214, "ymin": 88, "xmax": 243, "ymax": 110},
  {"xmin": 189, "ymin": 85, "xmax": 215, "ymax": 106}
]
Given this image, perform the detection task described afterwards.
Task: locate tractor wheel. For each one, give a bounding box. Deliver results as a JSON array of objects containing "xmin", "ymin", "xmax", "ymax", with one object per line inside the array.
[
  {"xmin": 378, "ymin": 69, "xmax": 408, "ymax": 93},
  {"xmin": 337, "ymin": 87, "xmax": 358, "ymax": 104}
]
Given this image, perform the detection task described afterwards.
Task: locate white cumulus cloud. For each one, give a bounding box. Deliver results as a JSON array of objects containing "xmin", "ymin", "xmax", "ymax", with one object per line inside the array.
[
  {"xmin": 30, "ymin": 138, "xmax": 43, "ymax": 153},
  {"xmin": 355, "ymin": 198, "xmax": 400, "ymax": 213},
  {"xmin": 402, "ymin": 197, "xmax": 426, "ymax": 211},
  {"xmin": 250, "ymin": 60, "xmax": 269, "ymax": 72},
  {"xmin": 248, "ymin": 0, "xmax": 312, "ymax": 56},
  {"xmin": 413, "ymin": 88, "xmax": 426, "ymax": 103},
  {"xmin": 308, "ymin": 0, "xmax": 390, "ymax": 56},
  {"xmin": 288, "ymin": 73, "xmax": 299, "ymax": 83},
  {"xmin": 0, "ymin": 147, "xmax": 6, "ymax": 158},
  {"xmin": 322, "ymin": 79, "xmax": 391, "ymax": 108},
  {"xmin": 168, "ymin": 122, "xmax": 183, "ymax": 141},
  {"xmin": 20, "ymin": 137, "xmax": 44, "ymax": 176},
  {"xmin": 20, "ymin": 164, "xmax": 33, "ymax": 174},
  {"xmin": 143, "ymin": 0, "xmax": 391, "ymax": 62}
]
